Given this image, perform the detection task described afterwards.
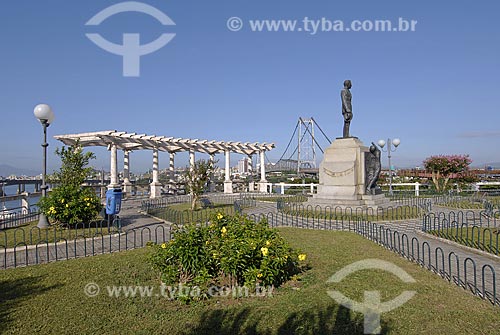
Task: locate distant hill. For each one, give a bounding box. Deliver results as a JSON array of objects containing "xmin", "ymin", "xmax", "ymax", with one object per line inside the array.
[{"xmin": 0, "ymin": 164, "xmax": 39, "ymax": 178}]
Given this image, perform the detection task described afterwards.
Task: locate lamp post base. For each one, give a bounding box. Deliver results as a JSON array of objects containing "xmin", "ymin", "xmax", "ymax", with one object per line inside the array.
[{"xmin": 37, "ymin": 213, "xmax": 50, "ymax": 229}]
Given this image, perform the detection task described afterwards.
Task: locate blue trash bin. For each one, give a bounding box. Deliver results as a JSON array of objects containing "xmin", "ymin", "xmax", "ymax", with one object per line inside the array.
[{"xmin": 105, "ymin": 188, "xmax": 123, "ymax": 215}]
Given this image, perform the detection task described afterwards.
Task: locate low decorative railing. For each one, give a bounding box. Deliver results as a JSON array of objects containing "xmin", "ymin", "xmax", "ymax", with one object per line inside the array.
[{"xmin": 277, "ymin": 200, "xmax": 427, "ymax": 221}]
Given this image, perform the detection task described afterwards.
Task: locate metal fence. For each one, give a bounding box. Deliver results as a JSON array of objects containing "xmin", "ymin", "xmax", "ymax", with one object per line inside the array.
[
  {"xmin": 234, "ymin": 197, "xmax": 257, "ymax": 214},
  {"xmin": 140, "ymin": 193, "xmax": 302, "ymax": 212},
  {"xmin": 1, "ymin": 204, "xmax": 498, "ymax": 308},
  {"xmin": 355, "ymin": 220, "xmax": 498, "ymax": 306},
  {"xmin": 422, "ymin": 212, "xmax": 500, "ymax": 256},
  {"xmin": 388, "ymin": 195, "xmax": 433, "ymax": 211},
  {"xmin": 277, "ymin": 200, "xmax": 427, "ymax": 221},
  {"xmin": 147, "ymin": 206, "xmax": 237, "ymax": 226},
  {"xmin": 423, "ymin": 211, "xmax": 500, "ymax": 228},
  {"xmin": 245, "ymin": 211, "xmax": 499, "ymax": 307},
  {"xmin": 0, "ymin": 217, "xmax": 171, "ymax": 269},
  {"xmin": 0, "ymin": 207, "xmax": 40, "ymax": 230}
]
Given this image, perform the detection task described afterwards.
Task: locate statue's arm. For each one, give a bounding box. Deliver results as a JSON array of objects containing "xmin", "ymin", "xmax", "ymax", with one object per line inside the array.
[{"xmin": 371, "ymin": 143, "xmax": 382, "ymax": 173}]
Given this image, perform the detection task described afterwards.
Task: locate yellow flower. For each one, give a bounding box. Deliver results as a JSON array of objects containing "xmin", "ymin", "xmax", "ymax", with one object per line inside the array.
[
  {"xmin": 65, "ymin": 204, "xmax": 69, "ymax": 208},
  {"xmin": 257, "ymin": 273, "xmax": 263, "ymax": 278},
  {"xmin": 161, "ymin": 243, "xmax": 167, "ymax": 249},
  {"xmin": 47, "ymin": 206, "xmax": 57, "ymax": 215},
  {"xmin": 221, "ymin": 226, "xmax": 227, "ymax": 234},
  {"xmin": 265, "ymin": 240, "xmax": 271, "ymax": 246},
  {"xmin": 87, "ymin": 203, "xmax": 90, "ymax": 207},
  {"xmin": 60, "ymin": 199, "xmax": 64, "ymax": 203},
  {"xmin": 298, "ymin": 254, "xmax": 307, "ymax": 261},
  {"xmin": 261, "ymin": 247, "xmax": 269, "ymax": 257},
  {"xmin": 205, "ymin": 240, "xmax": 210, "ymax": 245},
  {"xmin": 216, "ymin": 213, "xmax": 223, "ymax": 220}
]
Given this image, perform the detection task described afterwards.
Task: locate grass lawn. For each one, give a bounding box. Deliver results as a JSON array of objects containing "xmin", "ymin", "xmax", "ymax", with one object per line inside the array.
[
  {"xmin": 148, "ymin": 203, "xmax": 236, "ymax": 225},
  {"xmin": 253, "ymin": 196, "xmax": 308, "ymax": 203},
  {"xmin": 280, "ymin": 206, "xmax": 424, "ymax": 222},
  {"xmin": 0, "ymin": 220, "xmax": 116, "ymax": 249},
  {"xmin": 167, "ymin": 203, "xmax": 233, "ymax": 212},
  {"xmin": 428, "ymin": 227, "xmax": 500, "ymax": 255},
  {"xmin": 436, "ymin": 201, "xmax": 485, "ymax": 210},
  {"xmin": 1, "ymin": 229, "xmax": 499, "ymax": 334}
]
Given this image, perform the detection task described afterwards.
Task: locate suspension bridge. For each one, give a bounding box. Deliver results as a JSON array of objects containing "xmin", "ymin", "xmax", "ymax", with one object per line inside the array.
[{"xmin": 266, "ymin": 117, "xmax": 332, "ymax": 175}]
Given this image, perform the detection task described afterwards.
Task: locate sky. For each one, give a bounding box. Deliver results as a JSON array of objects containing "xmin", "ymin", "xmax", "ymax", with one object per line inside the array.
[{"xmin": 1, "ymin": 0, "xmax": 499, "ymax": 174}]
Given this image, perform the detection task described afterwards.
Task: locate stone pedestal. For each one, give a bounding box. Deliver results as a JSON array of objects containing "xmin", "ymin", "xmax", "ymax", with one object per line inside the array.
[
  {"xmin": 123, "ymin": 180, "xmax": 133, "ymax": 195},
  {"xmin": 21, "ymin": 192, "xmax": 30, "ymax": 214},
  {"xmin": 224, "ymin": 181, "xmax": 233, "ymax": 194},
  {"xmin": 258, "ymin": 181, "xmax": 269, "ymax": 193},
  {"xmin": 150, "ymin": 182, "xmax": 162, "ymax": 199},
  {"xmin": 309, "ymin": 137, "xmax": 390, "ymax": 209}
]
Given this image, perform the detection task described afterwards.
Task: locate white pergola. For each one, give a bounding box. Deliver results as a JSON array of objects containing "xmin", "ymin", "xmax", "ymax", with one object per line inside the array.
[{"xmin": 54, "ymin": 130, "xmax": 274, "ymax": 197}]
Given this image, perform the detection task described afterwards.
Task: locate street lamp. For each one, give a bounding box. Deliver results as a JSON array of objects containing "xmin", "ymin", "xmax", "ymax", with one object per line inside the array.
[
  {"xmin": 377, "ymin": 138, "xmax": 400, "ymax": 196},
  {"xmin": 34, "ymin": 104, "xmax": 55, "ymax": 228}
]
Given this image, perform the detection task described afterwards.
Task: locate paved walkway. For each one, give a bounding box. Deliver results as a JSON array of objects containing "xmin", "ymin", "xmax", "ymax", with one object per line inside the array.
[{"xmin": 0, "ymin": 198, "xmax": 170, "ymax": 269}]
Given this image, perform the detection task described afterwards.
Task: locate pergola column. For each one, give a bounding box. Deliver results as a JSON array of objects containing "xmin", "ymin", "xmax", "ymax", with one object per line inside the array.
[
  {"xmin": 208, "ymin": 153, "xmax": 215, "ymax": 192},
  {"xmin": 247, "ymin": 154, "xmax": 255, "ymax": 192},
  {"xmin": 150, "ymin": 148, "xmax": 162, "ymax": 198},
  {"xmin": 169, "ymin": 152, "xmax": 175, "ymax": 193},
  {"xmin": 100, "ymin": 169, "xmax": 106, "ymax": 199},
  {"xmin": 108, "ymin": 143, "xmax": 119, "ymax": 189},
  {"xmin": 20, "ymin": 192, "xmax": 29, "ymax": 214},
  {"xmin": 189, "ymin": 150, "xmax": 195, "ymax": 171},
  {"xmin": 258, "ymin": 150, "xmax": 268, "ymax": 193},
  {"xmin": 123, "ymin": 150, "xmax": 133, "ymax": 195},
  {"xmin": 224, "ymin": 150, "xmax": 232, "ymax": 193}
]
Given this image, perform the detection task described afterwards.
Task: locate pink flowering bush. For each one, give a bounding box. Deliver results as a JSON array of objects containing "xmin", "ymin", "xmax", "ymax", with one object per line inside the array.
[{"xmin": 423, "ymin": 155, "xmax": 472, "ymax": 192}]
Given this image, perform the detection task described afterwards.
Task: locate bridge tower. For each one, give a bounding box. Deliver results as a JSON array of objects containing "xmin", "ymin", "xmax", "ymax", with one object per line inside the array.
[
  {"xmin": 267, "ymin": 117, "xmax": 330, "ymax": 175},
  {"xmin": 297, "ymin": 118, "xmax": 317, "ymax": 174}
]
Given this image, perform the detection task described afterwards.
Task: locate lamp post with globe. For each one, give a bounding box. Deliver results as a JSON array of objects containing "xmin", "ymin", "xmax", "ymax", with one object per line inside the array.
[
  {"xmin": 34, "ymin": 104, "xmax": 55, "ymax": 228},
  {"xmin": 377, "ymin": 138, "xmax": 400, "ymax": 196}
]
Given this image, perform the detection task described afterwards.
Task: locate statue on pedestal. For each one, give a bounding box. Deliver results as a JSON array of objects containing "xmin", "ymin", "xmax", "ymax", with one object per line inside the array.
[
  {"xmin": 365, "ymin": 143, "xmax": 382, "ymax": 195},
  {"xmin": 341, "ymin": 80, "xmax": 353, "ymax": 138}
]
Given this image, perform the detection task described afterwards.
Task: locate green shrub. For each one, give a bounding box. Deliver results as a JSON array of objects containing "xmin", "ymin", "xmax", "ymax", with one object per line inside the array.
[
  {"xmin": 148, "ymin": 213, "xmax": 306, "ymax": 301},
  {"xmin": 38, "ymin": 142, "xmax": 103, "ymax": 226},
  {"xmin": 38, "ymin": 185, "xmax": 102, "ymax": 225}
]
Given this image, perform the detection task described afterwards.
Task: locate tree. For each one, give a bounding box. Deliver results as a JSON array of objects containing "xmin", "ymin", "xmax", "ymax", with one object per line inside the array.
[
  {"xmin": 38, "ymin": 142, "xmax": 102, "ymax": 225},
  {"xmin": 49, "ymin": 143, "xmax": 95, "ymax": 187},
  {"xmin": 184, "ymin": 159, "xmax": 215, "ymax": 210},
  {"xmin": 423, "ymin": 155, "xmax": 472, "ymax": 192}
]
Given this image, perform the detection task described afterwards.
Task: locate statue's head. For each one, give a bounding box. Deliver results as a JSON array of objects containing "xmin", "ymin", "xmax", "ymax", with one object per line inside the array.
[
  {"xmin": 370, "ymin": 144, "xmax": 376, "ymax": 153},
  {"xmin": 344, "ymin": 80, "xmax": 352, "ymax": 89}
]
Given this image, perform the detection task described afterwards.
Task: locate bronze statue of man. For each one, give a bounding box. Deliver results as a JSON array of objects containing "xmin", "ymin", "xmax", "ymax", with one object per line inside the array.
[
  {"xmin": 341, "ymin": 80, "xmax": 352, "ymax": 138},
  {"xmin": 365, "ymin": 142, "xmax": 382, "ymax": 195}
]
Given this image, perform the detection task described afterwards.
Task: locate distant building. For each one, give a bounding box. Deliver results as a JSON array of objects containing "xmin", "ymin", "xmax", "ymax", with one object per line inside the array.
[{"xmin": 237, "ymin": 157, "xmax": 252, "ymax": 174}]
